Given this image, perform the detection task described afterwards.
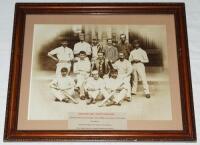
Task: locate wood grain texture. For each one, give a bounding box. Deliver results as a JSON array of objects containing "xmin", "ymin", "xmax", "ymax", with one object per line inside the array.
[{"xmin": 3, "ymin": 3, "xmax": 196, "ymax": 142}]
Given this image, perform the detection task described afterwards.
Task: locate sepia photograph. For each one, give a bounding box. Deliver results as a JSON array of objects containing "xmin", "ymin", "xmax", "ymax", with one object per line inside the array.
[{"xmin": 28, "ymin": 23, "xmax": 172, "ymax": 126}]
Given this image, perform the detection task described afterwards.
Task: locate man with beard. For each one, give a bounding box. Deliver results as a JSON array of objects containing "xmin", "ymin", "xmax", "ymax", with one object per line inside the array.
[
  {"xmin": 85, "ymin": 70, "xmax": 106, "ymax": 105},
  {"xmin": 113, "ymin": 52, "xmax": 132, "ymax": 101},
  {"xmin": 91, "ymin": 37, "xmax": 103, "ymax": 61},
  {"xmin": 103, "ymin": 38, "xmax": 118, "ymax": 63},
  {"xmin": 117, "ymin": 34, "xmax": 132, "ymax": 59},
  {"xmin": 129, "ymin": 39, "xmax": 150, "ymax": 98},
  {"xmin": 73, "ymin": 51, "xmax": 91, "ymax": 100}
]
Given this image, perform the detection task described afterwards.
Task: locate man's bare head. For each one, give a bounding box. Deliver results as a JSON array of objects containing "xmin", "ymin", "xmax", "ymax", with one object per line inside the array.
[
  {"xmin": 91, "ymin": 70, "xmax": 99, "ymax": 80},
  {"xmin": 79, "ymin": 33, "xmax": 85, "ymax": 41},
  {"xmin": 61, "ymin": 67, "xmax": 68, "ymax": 77}
]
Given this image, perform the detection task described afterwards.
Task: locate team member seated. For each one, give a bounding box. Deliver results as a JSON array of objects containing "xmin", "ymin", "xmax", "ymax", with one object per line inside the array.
[
  {"xmin": 85, "ymin": 70, "xmax": 106, "ymax": 105},
  {"xmin": 49, "ymin": 67, "xmax": 78, "ymax": 104},
  {"xmin": 73, "ymin": 51, "xmax": 91, "ymax": 100},
  {"xmin": 99, "ymin": 69, "xmax": 130, "ymax": 107}
]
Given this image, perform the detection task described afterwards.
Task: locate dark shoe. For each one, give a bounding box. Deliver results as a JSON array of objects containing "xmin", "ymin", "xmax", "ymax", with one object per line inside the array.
[
  {"xmin": 74, "ymin": 87, "xmax": 79, "ymax": 91},
  {"xmin": 85, "ymin": 95, "xmax": 90, "ymax": 100},
  {"xmin": 124, "ymin": 97, "xmax": 131, "ymax": 102},
  {"xmin": 146, "ymin": 94, "xmax": 151, "ymax": 98},
  {"xmin": 115, "ymin": 102, "xmax": 121, "ymax": 106},
  {"xmin": 62, "ymin": 98, "xmax": 69, "ymax": 103},
  {"xmin": 95, "ymin": 95, "xmax": 104, "ymax": 101},
  {"xmin": 106, "ymin": 101, "xmax": 115, "ymax": 107},
  {"xmin": 74, "ymin": 87, "xmax": 80, "ymax": 94},
  {"xmin": 86, "ymin": 98, "xmax": 93, "ymax": 105},
  {"xmin": 54, "ymin": 98, "xmax": 60, "ymax": 102},
  {"xmin": 84, "ymin": 92, "xmax": 90, "ymax": 99},
  {"xmin": 80, "ymin": 96, "xmax": 85, "ymax": 100},
  {"xmin": 131, "ymin": 93, "xmax": 136, "ymax": 95}
]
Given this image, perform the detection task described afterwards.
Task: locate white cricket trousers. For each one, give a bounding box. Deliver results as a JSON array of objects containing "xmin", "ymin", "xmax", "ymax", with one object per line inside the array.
[
  {"xmin": 87, "ymin": 90, "xmax": 101, "ymax": 99},
  {"xmin": 76, "ymin": 73, "xmax": 89, "ymax": 96},
  {"xmin": 132, "ymin": 63, "xmax": 150, "ymax": 94},
  {"xmin": 51, "ymin": 88, "xmax": 74, "ymax": 101}
]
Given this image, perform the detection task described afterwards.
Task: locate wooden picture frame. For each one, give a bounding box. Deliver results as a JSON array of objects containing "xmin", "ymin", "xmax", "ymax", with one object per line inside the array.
[{"xmin": 4, "ymin": 3, "xmax": 196, "ymax": 141}]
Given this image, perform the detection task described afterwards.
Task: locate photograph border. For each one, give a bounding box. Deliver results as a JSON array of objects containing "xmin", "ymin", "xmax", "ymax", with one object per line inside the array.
[{"xmin": 4, "ymin": 3, "xmax": 196, "ymax": 141}]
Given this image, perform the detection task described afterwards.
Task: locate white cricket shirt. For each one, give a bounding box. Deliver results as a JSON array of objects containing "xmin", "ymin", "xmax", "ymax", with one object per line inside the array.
[
  {"xmin": 73, "ymin": 41, "xmax": 91, "ymax": 55},
  {"xmin": 113, "ymin": 59, "xmax": 132, "ymax": 76},
  {"xmin": 48, "ymin": 46, "xmax": 74, "ymax": 61},
  {"xmin": 129, "ymin": 48, "xmax": 149, "ymax": 63}
]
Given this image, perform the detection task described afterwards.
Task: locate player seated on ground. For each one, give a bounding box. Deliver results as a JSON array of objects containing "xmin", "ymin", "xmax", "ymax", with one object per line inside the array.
[
  {"xmin": 73, "ymin": 51, "xmax": 91, "ymax": 100},
  {"xmin": 49, "ymin": 67, "xmax": 78, "ymax": 104},
  {"xmin": 84, "ymin": 70, "xmax": 106, "ymax": 105},
  {"xmin": 98, "ymin": 69, "xmax": 130, "ymax": 107}
]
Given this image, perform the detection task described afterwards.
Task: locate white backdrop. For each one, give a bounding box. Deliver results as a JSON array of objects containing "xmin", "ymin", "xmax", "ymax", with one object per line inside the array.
[{"xmin": 0, "ymin": 0, "xmax": 199, "ymax": 144}]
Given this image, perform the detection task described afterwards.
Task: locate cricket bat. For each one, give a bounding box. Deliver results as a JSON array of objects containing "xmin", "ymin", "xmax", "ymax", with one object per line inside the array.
[
  {"xmin": 98, "ymin": 82, "xmax": 124, "ymax": 107},
  {"xmin": 63, "ymin": 90, "xmax": 79, "ymax": 104}
]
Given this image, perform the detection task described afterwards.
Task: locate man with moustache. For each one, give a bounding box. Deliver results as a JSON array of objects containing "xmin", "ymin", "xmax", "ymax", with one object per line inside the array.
[
  {"xmin": 117, "ymin": 34, "xmax": 132, "ymax": 59},
  {"xmin": 91, "ymin": 51, "xmax": 113, "ymax": 78},
  {"xmin": 85, "ymin": 70, "xmax": 106, "ymax": 105},
  {"xmin": 103, "ymin": 38, "xmax": 118, "ymax": 63}
]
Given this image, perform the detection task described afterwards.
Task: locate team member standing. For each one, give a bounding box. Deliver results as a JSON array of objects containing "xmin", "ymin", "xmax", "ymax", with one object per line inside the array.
[
  {"xmin": 73, "ymin": 51, "xmax": 91, "ymax": 100},
  {"xmin": 117, "ymin": 34, "xmax": 132, "ymax": 59},
  {"xmin": 49, "ymin": 67, "xmax": 78, "ymax": 104},
  {"xmin": 48, "ymin": 40, "xmax": 74, "ymax": 77},
  {"xmin": 91, "ymin": 37, "xmax": 103, "ymax": 61},
  {"xmin": 85, "ymin": 70, "xmax": 106, "ymax": 105},
  {"xmin": 113, "ymin": 52, "xmax": 132, "ymax": 101},
  {"xmin": 99, "ymin": 69, "xmax": 129, "ymax": 107},
  {"xmin": 92, "ymin": 52, "xmax": 113, "ymax": 78},
  {"xmin": 73, "ymin": 33, "xmax": 92, "ymax": 58},
  {"xmin": 129, "ymin": 40, "xmax": 150, "ymax": 98},
  {"xmin": 103, "ymin": 38, "xmax": 118, "ymax": 63}
]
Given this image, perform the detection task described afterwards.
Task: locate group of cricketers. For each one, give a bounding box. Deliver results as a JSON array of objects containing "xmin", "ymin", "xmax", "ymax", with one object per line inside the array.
[{"xmin": 48, "ymin": 33, "xmax": 150, "ymax": 107}]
